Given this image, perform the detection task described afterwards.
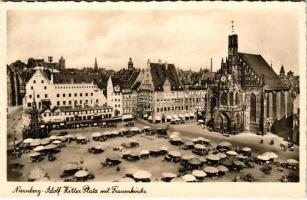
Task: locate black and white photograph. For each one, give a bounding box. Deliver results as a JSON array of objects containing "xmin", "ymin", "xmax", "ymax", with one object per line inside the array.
[{"xmin": 4, "ymin": 3, "xmax": 304, "ymax": 191}]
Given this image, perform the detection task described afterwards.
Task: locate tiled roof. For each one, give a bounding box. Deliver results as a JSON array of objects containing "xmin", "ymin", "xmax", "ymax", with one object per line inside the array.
[
  {"xmin": 239, "ymin": 53, "xmax": 287, "ymax": 90},
  {"xmin": 150, "ymin": 63, "xmax": 183, "ymax": 91},
  {"xmin": 131, "ymin": 81, "xmax": 141, "ymax": 90}
]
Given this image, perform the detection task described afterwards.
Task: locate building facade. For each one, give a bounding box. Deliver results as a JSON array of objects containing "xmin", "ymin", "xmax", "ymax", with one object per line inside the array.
[
  {"xmin": 135, "ymin": 60, "xmax": 208, "ymax": 123},
  {"xmin": 23, "ymin": 69, "xmax": 106, "ymax": 110},
  {"xmin": 207, "ymin": 31, "xmax": 292, "ymax": 135},
  {"xmin": 23, "ymin": 66, "xmax": 109, "ymax": 126}
]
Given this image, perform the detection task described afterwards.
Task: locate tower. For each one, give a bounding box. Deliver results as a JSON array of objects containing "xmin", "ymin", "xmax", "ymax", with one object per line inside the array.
[
  {"xmin": 228, "ymin": 21, "xmax": 238, "ymax": 65},
  {"xmin": 59, "ymin": 56, "xmax": 65, "ymax": 70},
  {"xmin": 280, "ymin": 65, "xmax": 285, "ymax": 77},
  {"xmin": 128, "ymin": 57, "xmax": 134, "ymax": 70},
  {"xmin": 94, "ymin": 57, "xmax": 98, "ymax": 71}
]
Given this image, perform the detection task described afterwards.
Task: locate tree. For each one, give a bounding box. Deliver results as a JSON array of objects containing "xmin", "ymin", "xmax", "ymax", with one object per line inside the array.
[{"xmin": 26, "ymin": 58, "xmax": 36, "ymax": 69}]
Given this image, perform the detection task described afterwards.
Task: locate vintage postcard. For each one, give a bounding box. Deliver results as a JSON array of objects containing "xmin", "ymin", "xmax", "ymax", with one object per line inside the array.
[{"xmin": 0, "ymin": 1, "xmax": 306, "ymax": 198}]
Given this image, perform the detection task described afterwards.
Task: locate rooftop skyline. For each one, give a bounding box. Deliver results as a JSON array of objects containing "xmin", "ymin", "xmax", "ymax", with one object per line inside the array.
[{"xmin": 7, "ymin": 9, "xmax": 301, "ymax": 74}]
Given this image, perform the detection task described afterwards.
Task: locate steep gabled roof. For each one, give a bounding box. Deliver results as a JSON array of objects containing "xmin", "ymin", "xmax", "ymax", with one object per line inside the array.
[
  {"xmin": 150, "ymin": 63, "xmax": 183, "ymax": 91},
  {"xmin": 239, "ymin": 53, "xmax": 287, "ymax": 90}
]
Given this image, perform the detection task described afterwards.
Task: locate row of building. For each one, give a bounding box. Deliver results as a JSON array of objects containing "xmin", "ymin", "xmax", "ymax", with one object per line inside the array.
[
  {"xmin": 22, "ymin": 56, "xmax": 210, "ymax": 127},
  {"xmin": 18, "ymin": 29, "xmax": 299, "ymax": 142}
]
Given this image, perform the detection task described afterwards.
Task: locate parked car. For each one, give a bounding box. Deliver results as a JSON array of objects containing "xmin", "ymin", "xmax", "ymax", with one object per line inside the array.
[
  {"xmin": 125, "ymin": 121, "xmax": 134, "ymax": 127},
  {"xmin": 222, "ymin": 133, "xmax": 230, "ymax": 137},
  {"xmin": 58, "ymin": 131, "xmax": 68, "ymax": 136}
]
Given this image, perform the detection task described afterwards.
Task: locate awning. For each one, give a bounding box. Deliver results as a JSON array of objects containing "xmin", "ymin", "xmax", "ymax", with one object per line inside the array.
[
  {"xmin": 144, "ymin": 114, "xmax": 148, "ymax": 118},
  {"xmin": 148, "ymin": 116, "xmax": 153, "ymax": 120},
  {"xmin": 155, "ymin": 116, "xmax": 161, "ymax": 121},
  {"xmin": 122, "ymin": 114, "xmax": 133, "ymax": 120},
  {"xmin": 178, "ymin": 114, "xmax": 184, "ymax": 118},
  {"xmin": 166, "ymin": 115, "xmax": 172, "ymax": 119},
  {"xmin": 189, "ymin": 113, "xmax": 195, "ymax": 117},
  {"xmin": 172, "ymin": 114, "xmax": 178, "ymax": 119},
  {"xmin": 185, "ymin": 113, "xmax": 190, "ymax": 118}
]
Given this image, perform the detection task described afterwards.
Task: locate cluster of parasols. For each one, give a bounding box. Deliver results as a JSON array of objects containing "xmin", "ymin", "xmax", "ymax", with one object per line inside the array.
[{"xmin": 12, "ymin": 126, "xmax": 299, "ymax": 182}]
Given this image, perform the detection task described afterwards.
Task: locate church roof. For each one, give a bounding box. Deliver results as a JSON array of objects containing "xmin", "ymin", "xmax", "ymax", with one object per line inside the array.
[
  {"xmin": 149, "ymin": 62, "xmax": 183, "ymax": 91},
  {"xmin": 239, "ymin": 53, "xmax": 287, "ymax": 90}
]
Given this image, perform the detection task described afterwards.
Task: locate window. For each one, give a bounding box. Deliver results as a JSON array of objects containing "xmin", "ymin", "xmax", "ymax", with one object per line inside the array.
[
  {"xmin": 44, "ymin": 86, "xmax": 47, "ymax": 90},
  {"xmin": 57, "ymin": 94, "xmax": 60, "ymax": 97},
  {"xmin": 41, "ymin": 80, "xmax": 44, "ymax": 84},
  {"xmin": 57, "ymin": 101, "xmax": 60, "ymax": 106},
  {"xmin": 29, "ymin": 95, "xmax": 32, "ymax": 99},
  {"xmin": 69, "ymin": 101, "xmax": 72, "ymax": 105},
  {"xmin": 31, "ymin": 86, "xmax": 33, "ymax": 90},
  {"xmin": 75, "ymin": 93, "xmax": 77, "ymax": 97},
  {"xmin": 229, "ymin": 91, "xmax": 234, "ymax": 106},
  {"xmin": 37, "ymin": 94, "xmax": 40, "ymax": 98},
  {"xmin": 250, "ymin": 93, "xmax": 257, "ymax": 122},
  {"xmin": 96, "ymin": 99, "xmax": 98, "ymax": 103},
  {"xmin": 63, "ymin": 101, "xmax": 66, "ymax": 105},
  {"xmin": 91, "ymin": 93, "xmax": 93, "ymax": 96},
  {"xmin": 80, "ymin": 93, "xmax": 82, "ymax": 97},
  {"xmin": 63, "ymin": 94, "xmax": 66, "ymax": 97},
  {"xmin": 235, "ymin": 92, "xmax": 240, "ymax": 105},
  {"xmin": 85, "ymin": 93, "xmax": 88, "ymax": 96},
  {"xmin": 27, "ymin": 103, "xmax": 31, "ymax": 107},
  {"xmin": 69, "ymin": 93, "xmax": 71, "ymax": 97},
  {"xmin": 80, "ymin": 100, "xmax": 82, "ymax": 104},
  {"xmin": 280, "ymin": 92, "xmax": 285, "ymax": 117},
  {"xmin": 33, "ymin": 80, "xmax": 36, "ymax": 84},
  {"xmin": 45, "ymin": 94, "xmax": 48, "ymax": 98},
  {"xmin": 221, "ymin": 92, "xmax": 228, "ymax": 106}
]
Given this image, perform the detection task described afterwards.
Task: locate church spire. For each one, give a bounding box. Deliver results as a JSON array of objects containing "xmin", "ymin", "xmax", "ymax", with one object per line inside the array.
[
  {"xmin": 128, "ymin": 57, "xmax": 134, "ymax": 70},
  {"xmin": 280, "ymin": 65, "xmax": 285, "ymax": 77},
  {"xmin": 94, "ymin": 57, "xmax": 98, "ymax": 71},
  {"xmin": 231, "ymin": 20, "xmax": 235, "ymax": 33}
]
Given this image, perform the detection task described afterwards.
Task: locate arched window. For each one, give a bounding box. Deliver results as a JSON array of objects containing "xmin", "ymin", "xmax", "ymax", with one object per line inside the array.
[
  {"xmin": 235, "ymin": 92, "xmax": 240, "ymax": 105},
  {"xmin": 266, "ymin": 93, "xmax": 270, "ymax": 118},
  {"xmin": 221, "ymin": 92, "xmax": 228, "ymax": 106},
  {"xmin": 273, "ymin": 92, "xmax": 277, "ymax": 119},
  {"xmin": 229, "ymin": 91, "xmax": 234, "ymax": 105},
  {"xmin": 210, "ymin": 96, "xmax": 218, "ymax": 110},
  {"xmin": 280, "ymin": 92, "xmax": 285, "ymax": 117},
  {"xmin": 250, "ymin": 93, "xmax": 256, "ymax": 122}
]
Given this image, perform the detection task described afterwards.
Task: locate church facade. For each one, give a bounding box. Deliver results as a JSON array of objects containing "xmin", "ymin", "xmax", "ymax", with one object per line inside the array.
[{"xmin": 207, "ymin": 32, "xmax": 292, "ymax": 135}]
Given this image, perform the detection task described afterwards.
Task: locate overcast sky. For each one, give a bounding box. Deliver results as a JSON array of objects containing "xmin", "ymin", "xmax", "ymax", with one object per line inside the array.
[{"xmin": 7, "ymin": 9, "xmax": 300, "ymax": 74}]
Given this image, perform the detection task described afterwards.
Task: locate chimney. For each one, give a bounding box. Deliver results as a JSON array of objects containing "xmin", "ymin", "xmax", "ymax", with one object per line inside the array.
[{"xmin": 210, "ymin": 58, "xmax": 213, "ymax": 72}]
